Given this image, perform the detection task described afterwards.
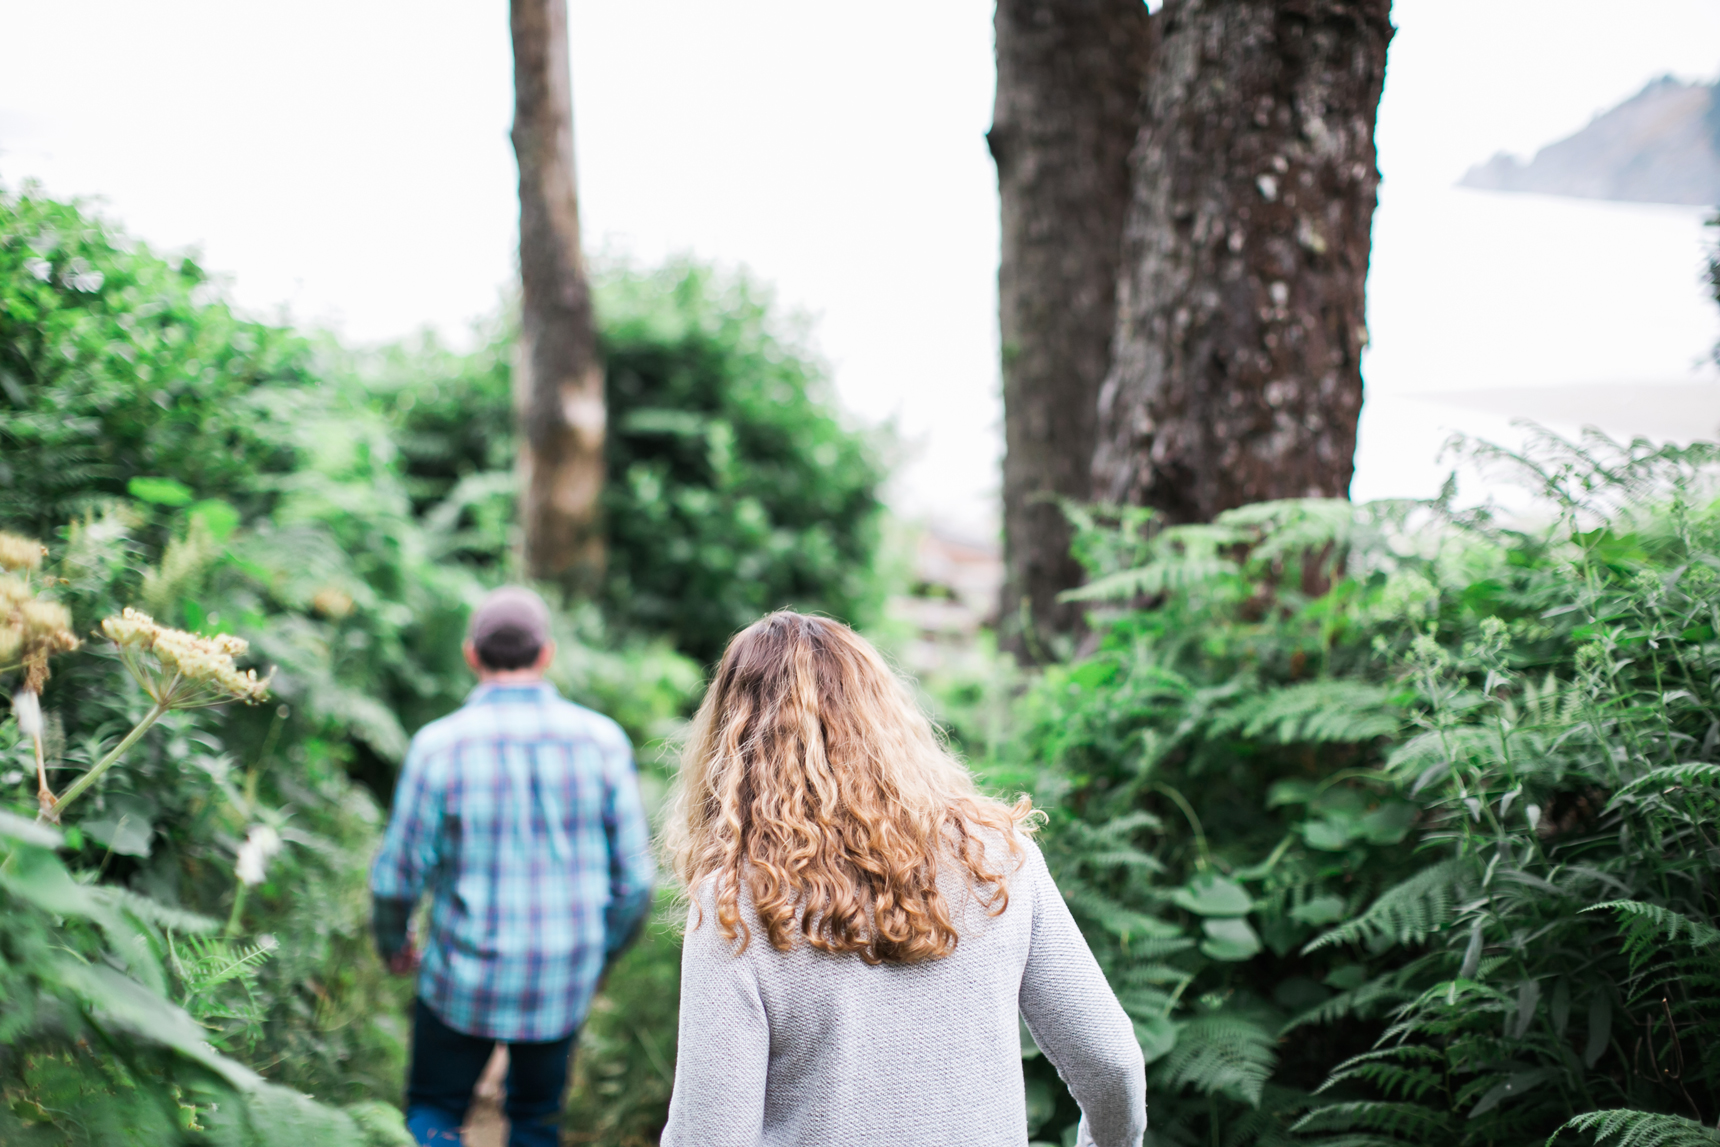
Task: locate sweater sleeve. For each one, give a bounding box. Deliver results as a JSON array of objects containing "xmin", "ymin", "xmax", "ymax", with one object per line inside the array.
[
  {"xmin": 660, "ymin": 891, "xmax": 769, "ymax": 1147},
  {"xmin": 1018, "ymin": 842, "xmax": 1147, "ymax": 1147}
]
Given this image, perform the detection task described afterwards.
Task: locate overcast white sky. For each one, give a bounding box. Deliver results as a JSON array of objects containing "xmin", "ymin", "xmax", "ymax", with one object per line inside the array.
[{"xmin": 3, "ymin": 0, "xmax": 1718, "ymax": 531}]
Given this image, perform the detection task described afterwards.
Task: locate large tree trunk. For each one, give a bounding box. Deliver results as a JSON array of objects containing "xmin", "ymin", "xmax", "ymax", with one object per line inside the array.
[
  {"xmin": 512, "ymin": 0, "xmax": 605, "ymax": 591},
  {"xmin": 990, "ymin": 0, "xmax": 1153, "ymax": 659},
  {"xmin": 1092, "ymin": 0, "xmax": 1392, "ymax": 524}
]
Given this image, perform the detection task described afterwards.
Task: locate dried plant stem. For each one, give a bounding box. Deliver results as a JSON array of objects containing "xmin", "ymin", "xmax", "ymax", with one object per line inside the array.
[
  {"xmin": 42, "ymin": 701, "xmax": 169, "ymax": 823},
  {"xmin": 32, "ymin": 732, "xmax": 52, "ymax": 818}
]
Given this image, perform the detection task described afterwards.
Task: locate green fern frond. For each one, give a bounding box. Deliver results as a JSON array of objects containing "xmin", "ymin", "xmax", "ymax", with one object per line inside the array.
[
  {"xmin": 1554, "ymin": 1109, "xmax": 1720, "ymax": 1147},
  {"xmin": 1284, "ymin": 976, "xmax": 1415, "ymax": 1036},
  {"xmin": 1313, "ymin": 1046, "xmax": 1445, "ymax": 1100},
  {"xmin": 1058, "ymin": 814, "xmax": 1167, "ymax": 873},
  {"xmin": 1304, "ymin": 860, "xmax": 1468, "ymax": 953},
  {"xmin": 1607, "ymin": 762, "xmax": 1720, "ymax": 806},
  {"xmin": 1217, "ymin": 497, "xmax": 1357, "ymax": 571},
  {"xmin": 1058, "ymin": 882, "xmax": 1188, "ymax": 947},
  {"xmin": 1117, "ymin": 962, "xmax": 1198, "ymax": 988},
  {"xmin": 1155, "ymin": 1013, "xmax": 1278, "ymax": 1107},
  {"xmin": 1061, "ymin": 556, "xmax": 1241, "ymax": 602},
  {"xmin": 1291, "ymin": 1101, "xmax": 1448, "ymax": 1139},
  {"xmin": 1385, "ymin": 727, "xmax": 1511, "ymax": 789},
  {"xmin": 168, "ymin": 933, "xmax": 275, "ymax": 998},
  {"xmin": 91, "ymin": 886, "xmax": 221, "ymax": 935},
  {"xmin": 1587, "ymin": 900, "xmax": 1720, "ymax": 963},
  {"xmin": 1116, "ymin": 987, "xmax": 1178, "ymax": 1019},
  {"xmin": 1211, "ymin": 680, "xmax": 1398, "ymax": 745}
]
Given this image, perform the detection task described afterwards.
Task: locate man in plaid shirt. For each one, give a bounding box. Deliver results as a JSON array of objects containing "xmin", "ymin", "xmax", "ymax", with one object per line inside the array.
[{"xmin": 371, "ymin": 586, "xmax": 655, "ymax": 1146}]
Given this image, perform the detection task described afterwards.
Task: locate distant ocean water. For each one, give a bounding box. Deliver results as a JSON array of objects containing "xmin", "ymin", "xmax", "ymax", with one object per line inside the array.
[{"xmin": 1353, "ymin": 183, "xmax": 1720, "ymax": 504}]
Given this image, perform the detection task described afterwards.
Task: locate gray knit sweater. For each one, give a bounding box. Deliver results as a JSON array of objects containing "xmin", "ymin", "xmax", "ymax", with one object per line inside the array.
[{"xmin": 660, "ymin": 838, "xmax": 1147, "ymax": 1147}]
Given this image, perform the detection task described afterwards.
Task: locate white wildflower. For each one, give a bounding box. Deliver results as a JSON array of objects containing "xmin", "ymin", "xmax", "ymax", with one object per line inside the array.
[
  {"xmin": 11, "ymin": 687, "xmax": 42, "ymax": 737},
  {"xmin": 235, "ymin": 825, "xmax": 283, "ymax": 886}
]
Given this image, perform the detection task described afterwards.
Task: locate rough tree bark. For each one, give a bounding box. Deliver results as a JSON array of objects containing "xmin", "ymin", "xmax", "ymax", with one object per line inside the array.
[
  {"xmin": 1092, "ymin": 0, "xmax": 1392, "ymax": 524},
  {"xmin": 990, "ymin": 0, "xmax": 1154, "ymax": 658},
  {"xmin": 512, "ymin": 0, "xmax": 605, "ymax": 590}
]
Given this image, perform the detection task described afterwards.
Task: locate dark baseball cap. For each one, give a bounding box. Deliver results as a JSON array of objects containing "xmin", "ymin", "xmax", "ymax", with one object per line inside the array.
[{"xmin": 468, "ymin": 586, "xmax": 552, "ymax": 647}]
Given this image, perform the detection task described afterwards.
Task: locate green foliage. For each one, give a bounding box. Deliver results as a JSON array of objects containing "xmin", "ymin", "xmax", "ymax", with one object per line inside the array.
[
  {"xmin": 562, "ymin": 893, "xmax": 684, "ymax": 1146},
  {"xmin": 361, "ymin": 263, "xmax": 889, "ymax": 666},
  {"xmin": 0, "ymin": 189, "xmax": 313, "ymax": 539},
  {"xmin": 598, "ymin": 264, "xmax": 885, "ymax": 664},
  {"xmin": 998, "ymin": 433, "xmax": 1720, "ymax": 1146},
  {"xmin": 0, "ymin": 817, "xmax": 408, "ymax": 1145},
  {"xmin": 2, "ymin": 515, "xmax": 417, "ymax": 1113},
  {"xmin": 0, "ymin": 189, "xmax": 715, "ymax": 1138},
  {"xmin": 1557, "ymin": 1111, "xmax": 1720, "ymax": 1147}
]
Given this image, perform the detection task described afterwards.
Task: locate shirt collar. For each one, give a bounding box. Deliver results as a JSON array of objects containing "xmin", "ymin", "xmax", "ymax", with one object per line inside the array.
[{"xmin": 466, "ymin": 678, "xmax": 561, "ymax": 705}]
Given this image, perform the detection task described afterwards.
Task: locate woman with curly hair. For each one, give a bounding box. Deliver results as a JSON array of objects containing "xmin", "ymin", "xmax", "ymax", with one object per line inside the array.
[{"xmin": 660, "ymin": 612, "xmax": 1145, "ymax": 1147}]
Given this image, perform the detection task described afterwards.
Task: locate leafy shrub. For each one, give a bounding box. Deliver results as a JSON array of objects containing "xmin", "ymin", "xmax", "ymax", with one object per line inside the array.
[
  {"xmin": 1000, "ymin": 433, "xmax": 1720, "ymax": 1146},
  {"xmin": 562, "ymin": 893, "xmax": 684, "ymax": 1146},
  {"xmin": 598, "ymin": 264, "xmax": 885, "ymax": 665},
  {"xmin": 0, "ymin": 539, "xmax": 409, "ymax": 1144},
  {"xmin": 0, "ymin": 189, "xmax": 704, "ymax": 1137},
  {"xmin": 362, "ymin": 262, "xmax": 888, "ymax": 666},
  {"xmin": 0, "ymin": 189, "xmax": 314, "ymax": 540}
]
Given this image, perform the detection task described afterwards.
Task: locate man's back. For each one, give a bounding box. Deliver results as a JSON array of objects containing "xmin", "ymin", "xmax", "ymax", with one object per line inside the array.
[{"xmin": 371, "ymin": 680, "xmax": 654, "ymax": 1043}]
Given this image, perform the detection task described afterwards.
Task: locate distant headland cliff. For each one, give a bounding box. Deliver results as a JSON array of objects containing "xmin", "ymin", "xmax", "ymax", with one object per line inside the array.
[{"xmin": 1460, "ymin": 75, "xmax": 1720, "ymax": 206}]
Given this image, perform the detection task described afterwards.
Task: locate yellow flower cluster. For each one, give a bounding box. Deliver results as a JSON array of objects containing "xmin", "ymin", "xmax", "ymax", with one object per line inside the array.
[
  {"xmin": 0, "ymin": 532, "xmax": 47, "ymax": 573},
  {"xmin": 100, "ymin": 607, "xmax": 270, "ymax": 707},
  {"xmin": 1, "ymin": 557, "xmax": 81, "ymax": 690}
]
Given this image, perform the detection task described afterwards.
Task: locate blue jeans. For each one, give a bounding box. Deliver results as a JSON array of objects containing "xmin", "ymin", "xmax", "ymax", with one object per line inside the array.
[{"xmin": 405, "ymin": 998, "xmax": 576, "ymax": 1147}]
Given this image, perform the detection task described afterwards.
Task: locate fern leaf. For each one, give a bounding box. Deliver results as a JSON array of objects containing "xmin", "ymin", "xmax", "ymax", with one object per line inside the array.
[
  {"xmin": 1554, "ymin": 1110, "xmax": 1720, "ymax": 1147},
  {"xmin": 1057, "ymin": 881, "xmax": 1185, "ymax": 945},
  {"xmin": 1304, "ymin": 860, "xmax": 1468, "ymax": 953},
  {"xmin": 1061, "ymin": 556, "xmax": 1241, "ymax": 602},
  {"xmin": 1586, "ymin": 901, "xmax": 1720, "ymax": 964},
  {"xmin": 1291, "ymin": 1101, "xmax": 1448, "ymax": 1139},
  {"xmin": 1283, "ymin": 976, "xmax": 1414, "ymax": 1037},
  {"xmin": 91, "ymin": 886, "xmax": 221, "ymax": 935},
  {"xmin": 1210, "ymin": 680, "xmax": 1399, "ymax": 745},
  {"xmin": 1607, "ymin": 762, "xmax": 1720, "ymax": 807},
  {"xmin": 1313, "ymin": 1046, "xmax": 1445, "ymax": 1101},
  {"xmin": 1155, "ymin": 1014, "xmax": 1277, "ymax": 1107}
]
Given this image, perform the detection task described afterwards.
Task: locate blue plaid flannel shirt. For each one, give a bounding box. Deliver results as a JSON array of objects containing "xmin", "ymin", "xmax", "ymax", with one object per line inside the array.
[{"xmin": 369, "ymin": 680, "xmax": 655, "ymax": 1041}]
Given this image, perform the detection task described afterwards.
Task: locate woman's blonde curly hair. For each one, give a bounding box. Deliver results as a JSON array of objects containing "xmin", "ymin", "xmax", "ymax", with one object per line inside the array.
[{"xmin": 664, "ymin": 611, "xmax": 1035, "ymax": 965}]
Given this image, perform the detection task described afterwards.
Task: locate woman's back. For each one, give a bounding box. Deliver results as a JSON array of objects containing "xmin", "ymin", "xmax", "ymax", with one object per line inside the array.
[
  {"xmin": 659, "ymin": 612, "xmax": 1146, "ymax": 1147},
  {"xmin": 663, "ymin": 838, "xmax": 1144, "ymax": 1147}
]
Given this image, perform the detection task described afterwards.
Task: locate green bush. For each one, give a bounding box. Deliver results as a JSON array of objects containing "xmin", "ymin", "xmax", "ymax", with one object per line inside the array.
[
  {"xmin": 360, "ymin": 263, "xmax": 888, "ymax": 666},
  {"xmin": 2, "ymin": 512, "xmax": 413, "ymax": 1110},
  {"xmin": 562, "ymin": 892, "xmax": 684, "ymax": 1146},
  {"xmin": 0, "ymin": 188, "xmax": 704, "ymax": 1137},
  {"xmin": 0, "ymin": 190, "xmax": 315, "ymax": 541},
  {"xmin": 998, "ymin": 433, "xmax": 1720, "ymax": 1147},
  {"xmin": 598, "ymin": 264, "xmax": 885, "ymax": 665}
]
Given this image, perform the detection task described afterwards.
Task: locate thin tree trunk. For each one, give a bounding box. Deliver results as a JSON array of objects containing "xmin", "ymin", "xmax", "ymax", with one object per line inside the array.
[
  {"xmin": 990, "ymin": 0, "xmax": 1153, "ymax": 659},
  {"xmin": 1092, "ymin": 0, "xmax": 1392, "ymax": 524},
  {"xmin": 512, "ymin": 0, "xmax": 605, "ymax": 590}
]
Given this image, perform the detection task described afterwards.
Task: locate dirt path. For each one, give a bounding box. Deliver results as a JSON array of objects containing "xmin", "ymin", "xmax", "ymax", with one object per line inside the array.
[{"xmin": 461, "ymin": 1046, "xmax": 510, "ymax": 1147}]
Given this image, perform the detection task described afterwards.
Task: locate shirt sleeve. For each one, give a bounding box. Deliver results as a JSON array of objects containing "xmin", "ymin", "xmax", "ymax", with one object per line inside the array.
[
  {"xmin": 659, "ymin": 895, "xmax": 768, "ymax": 1147},
  {"xmin": 1018, "ymin": 841, "xmax": 1148, "ymax": 1147},
  {"xmin": 368, "ymin": 735, "xmax": 444, "ymax": 956},
  {"xmin": 601, "ymin": 728, "xmax": 656, "ymax": 957}
]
